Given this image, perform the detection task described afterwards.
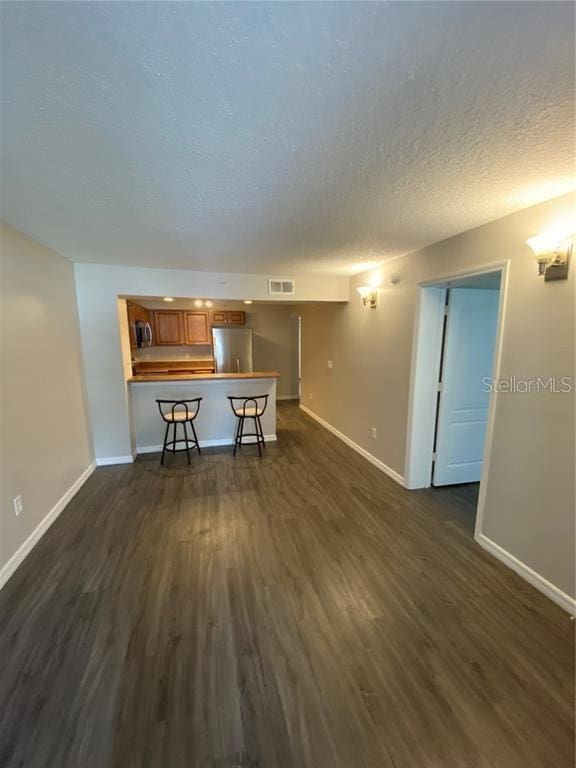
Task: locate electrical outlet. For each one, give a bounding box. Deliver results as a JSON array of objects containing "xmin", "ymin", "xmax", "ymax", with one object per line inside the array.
[
  {"xmin": 13, "ymin": 494, "xmax": 23, "ymax": 516},
  {"xmin": 371, "ymin": 427, "xmax": 377, "ymax": 440},
  {"xmin": 327, "ymin": 360, "xmax": 333, "ymax": 369}
]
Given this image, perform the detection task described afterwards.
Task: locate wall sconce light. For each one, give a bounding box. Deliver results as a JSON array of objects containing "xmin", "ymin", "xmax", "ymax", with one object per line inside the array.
[
  {"xmin": 526, "ymin": 232, "xmax": 573, "ymax": 281},
  {"xmin": 357, "ymin": 286, "xmax": 378, "ymax": 308}
]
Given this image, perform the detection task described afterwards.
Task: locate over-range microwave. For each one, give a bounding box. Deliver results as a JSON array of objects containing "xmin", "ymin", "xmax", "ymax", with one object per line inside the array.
[{"xmin": 135, "ymin": 320, "xmax": 153, "ymax": 347}]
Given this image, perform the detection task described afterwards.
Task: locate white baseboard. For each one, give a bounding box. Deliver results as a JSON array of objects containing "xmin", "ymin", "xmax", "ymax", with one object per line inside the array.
[
  {"xmin": 299, "ymin": 404, "xmax": 404, "ymax": 487},
  {"xmin": 0, "ymin": 461, "xmax": 97, "ymax": 592},
  {"xmin": 476, "ymin": 533, "xmax": 575, "ymax": 615},
  {"xmin": 277, "ymin": 395, "xmax": 300, "ymax": 401},
  {"xmin": 96, "ymin": 455, "xmax": 134, "ymax": 466},
  {"xmin": 136, "ymin": 434, "xmax": 277, "ymax": 454}
]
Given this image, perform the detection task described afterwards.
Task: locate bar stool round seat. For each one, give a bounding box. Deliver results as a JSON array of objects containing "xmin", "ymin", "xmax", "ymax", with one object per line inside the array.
[
  {"xmin": 231, "ymin": 405, "xmax": 265, "ymax": 418},
  {"xmin": 162, "ymin": 409, "xmax": 198, "ymax": 422},
  {"xmin": 156, "ymin": 398, "xmax": 202, "ymax": 465},
  {"xmin": 228, "ymin": 395, "xmax": 269, "ymax": 457}
]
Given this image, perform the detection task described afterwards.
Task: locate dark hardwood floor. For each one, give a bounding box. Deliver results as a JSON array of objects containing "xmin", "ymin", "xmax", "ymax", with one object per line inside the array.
[{"xmin": 0, "ymin": 403, "xmax": 573, "ymax": 768}]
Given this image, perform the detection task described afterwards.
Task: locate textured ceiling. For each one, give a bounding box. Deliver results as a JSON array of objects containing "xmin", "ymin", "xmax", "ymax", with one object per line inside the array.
[{"xmin": 1, "ymin": 2, "xmax": 574, "ymax": 275}]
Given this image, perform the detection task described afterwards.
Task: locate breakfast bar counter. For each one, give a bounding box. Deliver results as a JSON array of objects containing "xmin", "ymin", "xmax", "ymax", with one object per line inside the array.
[
  {"xmin": 128, "ymin": 371, "xmax": 280, "ymax": 383},
  {"xmin": 128, "ymin": 372, "xmax": 280, "ymax": 455}
]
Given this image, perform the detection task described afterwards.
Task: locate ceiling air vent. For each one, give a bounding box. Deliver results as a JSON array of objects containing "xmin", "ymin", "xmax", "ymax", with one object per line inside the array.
[{"xmin": 268, "ymin": 278, "xmax": 295, "ymax": 296}]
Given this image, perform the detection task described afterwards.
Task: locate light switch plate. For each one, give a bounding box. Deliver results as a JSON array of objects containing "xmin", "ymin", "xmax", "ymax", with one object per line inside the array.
[{"xmin": 13, "ymin": 494, "xmax": 23, "ymax": 516}]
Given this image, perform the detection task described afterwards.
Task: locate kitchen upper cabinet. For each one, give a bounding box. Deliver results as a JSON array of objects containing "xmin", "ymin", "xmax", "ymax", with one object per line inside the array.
[
  {"xmin": 183, "ymin": 311, "xmax": 210, "ymax": 344},
  {"xmin": 228, "ymin": 310, "xmax": 246, "ymax": 325},
  {"xmin": 150, "ymin": 308, "xmax": 244, "ymax": 345},
  {"xmin": 210, "ymin": 309, "xmax": 246, "ymax": 326},
  {"xmin": 211, "ymin": 310, "xmax": 227, "ymax": 325},
  {"xmin": 154, "ymin": 310, "xmax": 183, "ymax": 345}
]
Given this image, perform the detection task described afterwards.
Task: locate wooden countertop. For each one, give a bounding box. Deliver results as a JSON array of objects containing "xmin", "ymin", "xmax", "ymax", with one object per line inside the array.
[{"xmin": 128, "ymin": 371, "xmax": 280, "ymax": 383}]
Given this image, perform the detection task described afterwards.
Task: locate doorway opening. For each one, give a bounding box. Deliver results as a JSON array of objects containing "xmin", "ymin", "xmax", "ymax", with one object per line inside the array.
[{"xmin": 404, "ymin": 263, "xmax": 509, "ymax": 539}]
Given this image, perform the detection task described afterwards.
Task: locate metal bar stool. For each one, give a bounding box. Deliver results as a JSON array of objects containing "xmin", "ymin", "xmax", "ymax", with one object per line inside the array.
[
  {"xmin": 228, "ymin": 394, "xmax": 269, "ymax": 457},
  {"xmin": 156, "ymin": 398, "xmax": 202, "ymax": 465}
]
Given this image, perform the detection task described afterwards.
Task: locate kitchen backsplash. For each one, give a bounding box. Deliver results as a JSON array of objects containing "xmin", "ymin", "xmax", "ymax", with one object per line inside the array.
[{"xmin": 134, "ymin": 345, "xmax": 214, "ymax": 362}]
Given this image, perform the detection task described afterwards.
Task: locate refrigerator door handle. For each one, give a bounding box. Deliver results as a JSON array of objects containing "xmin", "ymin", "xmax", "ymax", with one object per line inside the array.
[{"xmin": 235, "ymin": 358, "xmax": 240, "ymax": 373}]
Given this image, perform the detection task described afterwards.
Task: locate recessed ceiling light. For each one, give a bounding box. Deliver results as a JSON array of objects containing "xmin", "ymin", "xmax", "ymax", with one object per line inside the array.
[
  {"xmin": 194, "ymin": 299, "xmax": 203, "ymax": 307},
  {"xmin": 163, "ymin": 297, "xmax": 174, "ymax": 302},
  {"xmin": 205, "ymin": 300, "xmax": 213, "ymax": 308},
  {"xmin": 244, "ymin": 300, "xmax": 253, "ymax": 305}
]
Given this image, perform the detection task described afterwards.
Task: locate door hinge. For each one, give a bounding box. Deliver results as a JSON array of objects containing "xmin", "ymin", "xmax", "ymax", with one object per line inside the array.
[
  {"xmin": 437, "ymin": 382, "xmax": 443, "ymax": 392},
  {"xmin": 432, "ymin": 452, "xmax": 437, "ymax": 461}
]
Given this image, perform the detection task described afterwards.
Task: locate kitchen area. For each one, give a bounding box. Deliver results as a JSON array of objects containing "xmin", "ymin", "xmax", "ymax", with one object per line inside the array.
[{"xmin": 121, "ymin": 296, "xmax": 300, "ymax": 455}]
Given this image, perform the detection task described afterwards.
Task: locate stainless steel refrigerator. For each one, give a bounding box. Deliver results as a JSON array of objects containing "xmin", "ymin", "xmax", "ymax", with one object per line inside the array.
[{"xmin": 212, "ymin": 327, "xmax": 254, "ymax": 373}]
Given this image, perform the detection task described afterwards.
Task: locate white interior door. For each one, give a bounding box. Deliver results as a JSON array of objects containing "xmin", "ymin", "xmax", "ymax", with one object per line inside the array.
[{"xmin": 433, "ymin": 288, "xmax": 500, "ymax": 486}]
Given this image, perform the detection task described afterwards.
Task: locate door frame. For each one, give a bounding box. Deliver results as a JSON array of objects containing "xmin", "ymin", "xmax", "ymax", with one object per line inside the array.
[
  {"xmin": 403, "ymin": 260, "xmax": 510, "ymax": 539},
  {"xmin": 297, "ymin": 315, "xmax": 302, "ymax": 399}
]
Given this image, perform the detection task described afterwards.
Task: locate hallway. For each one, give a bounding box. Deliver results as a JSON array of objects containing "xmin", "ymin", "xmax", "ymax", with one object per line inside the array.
[{"xmin": 0, "ymin": 403, "xmax": 573, "ymax": 768}]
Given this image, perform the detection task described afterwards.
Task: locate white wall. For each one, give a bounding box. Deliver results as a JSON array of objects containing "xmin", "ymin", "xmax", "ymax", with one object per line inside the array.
[
  {"xmin": 75, "ymin": 264, "xmax": 348, "ymax": 461},
  {"xmin": 300, "ymin": 193, "xmax": 575, "ymax": 603},
  {"xmin": 0, "ymin": 222, "xmax": 94, "ymax": 583}
]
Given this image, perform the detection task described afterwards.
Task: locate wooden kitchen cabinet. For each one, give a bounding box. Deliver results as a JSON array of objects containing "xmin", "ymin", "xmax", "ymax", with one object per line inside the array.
[
  {"xmin": 210, "ymin": 310, "xmax": 246, "ymax": 326},
  {"xmin": 183, "ymin": 311, "xmax": 210, "ymax": 344},
  {"xmin": 153, "ymin": 310, "xmax": 184, "ymax": 345},
  {"xmin": 211, "ymin": 310, "xmax": 228, "ymax": 325},
  {"xmin": 227, "ymin": 310, "xmax": 246, "ymax": 325}
]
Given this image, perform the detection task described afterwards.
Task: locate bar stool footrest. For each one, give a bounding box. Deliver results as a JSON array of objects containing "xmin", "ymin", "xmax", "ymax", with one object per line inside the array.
[
  {"xmin": 165, "ymin": 439, "xmax": 200, "ymax": 453},
  {"xmin": 236, "ymin": 433, "xmax": 265, "ymax": 445}
]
